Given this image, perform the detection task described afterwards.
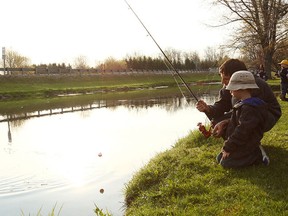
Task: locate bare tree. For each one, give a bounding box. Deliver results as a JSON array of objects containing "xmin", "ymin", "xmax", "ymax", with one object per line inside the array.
[
  {"xmin": 272, "ymin": 39, "xmax": 288, "ymax": 69},
  {"xmin": 214, "ymin": 0, "xmax": 288, "ymax": 78},
  {"xmin": 99, "ymin": 57, "xmax": 127, "ymax": 71},
  {"xmin": 183, "ymin": 51, "xmax": 201, "ymax": 68},
  {"xmin": 3, "ymin": 49, "xmax": 30, "ymax": 68},
  {"xmin": 0, "ymin": 49, "xmax": 30, "ymax": 75},
  {"xmin": 73, "ymin": 55, "xmax": 89, "ymax": 69}
]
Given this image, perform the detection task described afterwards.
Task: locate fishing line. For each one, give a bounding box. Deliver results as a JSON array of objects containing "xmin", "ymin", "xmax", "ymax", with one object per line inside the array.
[
  {"xmin": 124, "ymin": 0, "xmax": 199, "ymax": 102},
  {"xmin": 198, "ymin": 70, "xmax": 214, "ymax": 98},
  {"xmin": 203, "ymin": 70, "xmax": 220, "ymax": 103},
  {"xmin": 161, "ymin": 58, "xmax": 187, "ymax": 100}
]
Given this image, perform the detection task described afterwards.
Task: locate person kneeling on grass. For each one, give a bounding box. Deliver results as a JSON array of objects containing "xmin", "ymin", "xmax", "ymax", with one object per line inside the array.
[{"xmin": 216, "ymin": 70, "xmax": 268, "ymax": 168}]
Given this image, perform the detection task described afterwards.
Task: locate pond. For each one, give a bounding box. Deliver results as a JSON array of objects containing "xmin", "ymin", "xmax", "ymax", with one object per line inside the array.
[{"xmin": 0, "ymin": 95, "xmax": 216, "ymax": 216}]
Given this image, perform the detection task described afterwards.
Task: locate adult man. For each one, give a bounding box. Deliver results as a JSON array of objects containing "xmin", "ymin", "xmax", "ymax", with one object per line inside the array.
[{"xmin": 196, "ymin": 59, "xmax": 281, "ymax": 138}]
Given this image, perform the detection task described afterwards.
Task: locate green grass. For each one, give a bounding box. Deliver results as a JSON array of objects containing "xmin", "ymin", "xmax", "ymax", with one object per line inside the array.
[
  {"xmin": 21, "ymin": 203, "xmax": 63, "ymax": 216},
  {"xmin": 124, "ymin": 99, "xmax": 288, "ymax": 216},
  {"xmin": 0, "ymin": 72, "xmax": 219, "ymax": 99}
]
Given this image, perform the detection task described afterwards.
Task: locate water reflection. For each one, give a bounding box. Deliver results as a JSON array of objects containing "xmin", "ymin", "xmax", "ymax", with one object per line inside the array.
[
  {"xmin": 0, "ymin": 96, "xmax": 201, "ymax": 145},
  {"xmin": 7, "ymin": 118, "xmax": 12, "ymax": 143},
  {"xmin": 0, "ymin": 96, "xmax": 192, "ymax": 123},
  {"xmin": 0, "ymin": 96, "xmax": 216, "ymax": 216}
]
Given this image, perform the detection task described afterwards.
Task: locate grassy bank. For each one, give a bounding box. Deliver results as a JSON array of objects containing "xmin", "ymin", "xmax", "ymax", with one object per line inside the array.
[
  {"xmin": 0, "ymin": 72, "xmax": 221, "ymax": 115},
  {"xmin": 0, "ymin": 73, "xmax": 219, "ymax": 100},
  {"xmin": 123, "ymin": 99, "xmax": 288, "ymax": 215}
]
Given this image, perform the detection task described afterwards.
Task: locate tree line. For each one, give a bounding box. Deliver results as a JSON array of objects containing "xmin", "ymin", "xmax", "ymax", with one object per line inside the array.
[
  {"xmin": 2, "ymin": 0, "xmax": 288, "ymax": 78},
  {"xmin": 0, "ymin": 47, "xmax": 225, "ymax": 73}
]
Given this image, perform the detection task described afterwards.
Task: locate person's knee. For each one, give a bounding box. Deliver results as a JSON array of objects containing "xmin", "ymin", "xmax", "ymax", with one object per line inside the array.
[
  {"xmin": 216, "ymin": 153, "xmax": 234, "ymax": 168},
  {"xmin": 219, "ymin": 159, "xmax": 233, "ymax": 168}
]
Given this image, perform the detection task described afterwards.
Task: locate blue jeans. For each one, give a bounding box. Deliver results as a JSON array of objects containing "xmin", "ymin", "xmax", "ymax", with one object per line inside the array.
[
  {"xmin": 281, "ymin": 82, "xmax": 288, "ymax": 96},
  {"xmin": 216, "ymin": 147, "xmax": 262, "ymax": 168}
]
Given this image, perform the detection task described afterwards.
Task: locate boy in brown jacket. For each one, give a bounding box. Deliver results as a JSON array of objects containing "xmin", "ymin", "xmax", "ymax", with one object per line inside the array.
[{"xmin": 216, "ymin": 71, "xmax": 268, "ymax": 168}]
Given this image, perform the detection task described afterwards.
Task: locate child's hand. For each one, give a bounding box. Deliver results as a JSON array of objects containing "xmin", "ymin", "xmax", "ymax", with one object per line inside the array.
[
  {"xmin": 222, "ymin": 150, "xmax": 230, "ymax": 159},
  {"xmin": 212, "ymin": 119, "xmax": 229, "ymax": 137}
]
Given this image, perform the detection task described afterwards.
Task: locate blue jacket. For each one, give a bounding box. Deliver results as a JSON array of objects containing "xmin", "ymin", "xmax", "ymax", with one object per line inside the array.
[{"xmin": 279, "ymin": 67, "xmax": 288, "ymax": 84}]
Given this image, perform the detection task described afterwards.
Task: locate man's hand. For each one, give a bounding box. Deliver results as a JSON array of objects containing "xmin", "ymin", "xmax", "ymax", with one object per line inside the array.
[
  {"xmin": 196, "ymin": 100, "xmax": 210, "ymax": 113},
  {"xmin": 212, "ymin": 119, "xmax": 229, "ymax": 138}
]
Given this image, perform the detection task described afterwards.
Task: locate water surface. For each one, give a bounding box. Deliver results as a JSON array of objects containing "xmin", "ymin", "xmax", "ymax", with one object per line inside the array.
[{"xmin": 0, "ymin": 96, "xmax": 216, "ymax": 215}]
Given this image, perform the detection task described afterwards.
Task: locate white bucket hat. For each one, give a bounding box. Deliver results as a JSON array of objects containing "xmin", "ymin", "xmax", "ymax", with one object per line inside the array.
[{"xmin": 226, "ymin": 70, "xmax": 259, "ymax": 91}]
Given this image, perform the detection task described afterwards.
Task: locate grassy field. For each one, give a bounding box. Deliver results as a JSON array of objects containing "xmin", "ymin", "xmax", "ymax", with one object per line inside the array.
[
  {"xmin": 0, "ymin": 72, "xmax": 220, "ymax": 99},
  {"xmin": 123, "ymin": 99, "xmax": 288, "ymax": 215},
  {"xmin": 0, "ymin": 73, "xmax": 281, "ymax": 99}
]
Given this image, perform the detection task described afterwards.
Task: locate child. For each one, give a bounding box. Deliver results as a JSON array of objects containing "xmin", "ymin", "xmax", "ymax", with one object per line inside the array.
[
  {"xmin": 278, "ymin": 59, "xmax": 288, "ymax": 101},
  {"xmin": 196, "ymin": 59, "xmax": 281, "ymax": 137},
  {"xmin": 216, "ymin": 70, "xmax": 268, "ymax": 168}
]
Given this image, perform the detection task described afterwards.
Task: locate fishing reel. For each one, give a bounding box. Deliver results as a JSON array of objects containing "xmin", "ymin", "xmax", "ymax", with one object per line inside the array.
[{"xmin": 197, "ymin": 122, "xmax": 212, "ymax": 138}]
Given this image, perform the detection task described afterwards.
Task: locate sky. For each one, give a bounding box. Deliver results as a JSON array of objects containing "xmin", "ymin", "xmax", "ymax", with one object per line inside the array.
[{"xmin": 0, "ymin": 0, "xmax": 231, "ymax": 66}]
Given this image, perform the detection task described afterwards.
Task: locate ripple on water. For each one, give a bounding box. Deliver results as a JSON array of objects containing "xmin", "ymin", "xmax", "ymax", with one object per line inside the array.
[{"xmin": 0, "ymin": 174, "xmax": 69, "ymax": 197}]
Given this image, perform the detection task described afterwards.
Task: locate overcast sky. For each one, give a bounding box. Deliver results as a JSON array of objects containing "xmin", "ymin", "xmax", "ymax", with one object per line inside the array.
[{"xmin": 0, "ymin": 0, "xmax": 231, "ymax": 66}]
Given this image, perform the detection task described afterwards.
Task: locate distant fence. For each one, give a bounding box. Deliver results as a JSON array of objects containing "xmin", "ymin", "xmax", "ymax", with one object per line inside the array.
[{"xmin": 0, "ymin": 67, "xmax": 215, "ymax": 76}]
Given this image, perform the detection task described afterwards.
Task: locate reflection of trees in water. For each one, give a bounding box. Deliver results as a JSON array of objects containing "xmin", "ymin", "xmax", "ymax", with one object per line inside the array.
[
  {"xmin": 0, "ymin": 95, "xmax": 218, "ymax": 144},
  {"xmin": 123, "ymin": 97, "xmax": 185, "ymax": 112},
  {"xmin": 124, "ymin": 96, "xmax": 217, "ymax": 113},
  {"xmin": 0, "ymin": 95, "xmax": 218, "ymax": 124},
  {"xmin": 7, "ymin": 119, "xmax": 12, "ymax": 143},
  {"xmin": 6, "ymin": 115, "xmax": 26, "ymax": 127},
  {"xmin": 79, "ymin": 110, "xmax": 92, "ymax": 118}
]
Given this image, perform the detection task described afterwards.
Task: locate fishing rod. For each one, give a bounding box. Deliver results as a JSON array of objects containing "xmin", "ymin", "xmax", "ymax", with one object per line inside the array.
[
  {"xmin": 124, "ymin": 0, "xmax": 199, "ymax": 102},
  {"xmin": 124, "ymin": 0, "xmax": 213, "ymax": 137}
]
